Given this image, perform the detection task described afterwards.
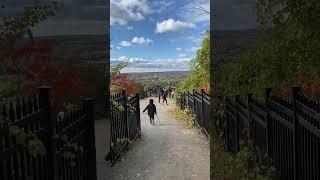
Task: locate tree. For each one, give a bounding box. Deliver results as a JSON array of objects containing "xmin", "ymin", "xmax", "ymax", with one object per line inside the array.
[
  {"xmin": 217, "ymin": 0, "xmax": 320, "ymax": 97},
  {"xmin": 110, "ymin": 62, "xmax": 138, "ymax": 96},
  {"xmin": 176, "ymin": 31, "xmax": 210, "ymax": 93}
]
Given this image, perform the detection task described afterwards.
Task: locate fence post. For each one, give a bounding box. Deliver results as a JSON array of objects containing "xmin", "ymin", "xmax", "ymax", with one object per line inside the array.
[
  {"xmin": 38, "ymin": 86, "xmax": 57, "ymax": 180},
  {"xmin": 235, "ymin": 95, "xmax": 240, "ymax": 152},
  {"xmin": 193, "ymin": 89, "xmax": 196, "ymax": 113},
  {"xmin": 83, "ymin": 98, "xmax": 97, "ymax": 180},
  {"xmin": 201, "ymin": 89, "xmax": 205, "ymax": 128},
  {"xmin": 225, "ymin": 96, "xmax": 229, "ymax": 150},
  {"xmin": 247, "ymin": 93, "xmax": 253, "ymax": 146},
  {"xmin": 122, "ymin": 90, "xmax": 129, "ymax": 144},
  {"xmin": 136, "ymin": 93, "xmax": 141, "ymax": 138},
  {"xmin": 292, "ymin": 86, "xmax": 301, "ymax": 180},
  {"xmin": 265, "ymin": 88, "xmax": 272, "ymax": 156}
]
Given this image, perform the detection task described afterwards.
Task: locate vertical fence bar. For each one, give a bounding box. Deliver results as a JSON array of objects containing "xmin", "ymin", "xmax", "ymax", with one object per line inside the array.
[
  {"xmin": 292, "ymin": 86, "xmax": 301, "ymax": 180},
  {"xmin": 265, "ymin": 88, "xmax": 272, "ymax": 156},
  {"xmin": 136, "ymin": 93, "xmax": 141, "ymax": 138},
  {"xmin": 235, "ymin": 95, "xmax": 240, "ymax": 152},
  {"xmin": 122, "ymin": 90, "xmax": 129, "ymax": 147},
  {"xmin": 38, "ymin": 86, "xmax": 57, "ymax": 180},
  {"xmin": 193, "ymin": 90, "xmax": 196, "ymax": 113},
  {"xmin": 201, "ymin": 89, "xmax": 205, "ymax": 128},
  {"xmin": 247, "ymin": 93, "xmax": 252, "ymax": 146},
  {"xmin": 83, "ymin": 98, "xmax": 97, "ymax": 180},
  {"xmin": 225, "ymin": 96, "xmax": 229, "ymax": 150}
]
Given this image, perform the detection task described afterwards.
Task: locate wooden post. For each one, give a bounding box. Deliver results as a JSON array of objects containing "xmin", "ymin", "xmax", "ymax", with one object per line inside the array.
[
  {"xmin": 83, "ymin": 98, "xmax": 97, "ymax": 180},
  {"xmin": 235, "ymin": 95, "xmax": 240, "ymax": 152},
  {"xmin": 292, "ymin": 86, "xmax": 301, "ymax": 180},
  {"xmin": 136, "ymin": 93, "xmax": 141, "ymax": 138},
  {"xmin": 265, "ymin": 88, "xmax": 272, "ymax": 156},
  {"xmin": 38, "ymin": 86, "xmax": 57, "ymax": 180}
]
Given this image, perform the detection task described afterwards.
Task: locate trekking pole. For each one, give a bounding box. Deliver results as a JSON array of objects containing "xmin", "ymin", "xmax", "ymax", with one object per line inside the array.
[{"xmin": 156, "ymin": 114, "xmax": 160, "ymax": 124}]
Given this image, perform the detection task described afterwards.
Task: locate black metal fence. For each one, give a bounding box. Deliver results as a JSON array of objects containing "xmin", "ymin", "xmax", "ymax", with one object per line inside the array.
[
  {"xmin": 225, "ymin": 87, "xmax": 320, "ymax": 180},
  {"xmin": 0, "ymin": 86, "xmax": 97, "ymax": 180},
  {"xmin": 178, "ymin": 90, "xmax": 210, "ymax": 136},
  {"xmin": 109, "ymin": 90, "xmax": 141, "ymax": 165}
]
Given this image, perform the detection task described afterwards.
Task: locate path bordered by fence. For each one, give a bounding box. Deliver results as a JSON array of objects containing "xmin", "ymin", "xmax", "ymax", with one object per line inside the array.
[
  {"xmin": 0, "ymin": 86, "xmax": 97, "ymax": 180},
  {"xmin": 109, "ymin": 90, "xmax": 141, "ymax": 165},
  {"xmin": 178, "ymin": 90, "xmax": 210, "ymax": 137},
  {"xmin": 225, "ymin": 87, "xmax": 320, "ymax": 180}
]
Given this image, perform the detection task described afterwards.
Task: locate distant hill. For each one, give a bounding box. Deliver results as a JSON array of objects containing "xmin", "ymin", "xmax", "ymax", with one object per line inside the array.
[
  {"xmin": 214, "ymin": 29, "xmax": 260, "ymax": 64},
  {"xmin": 35, "ymin": 34, "xmax": 108, "ymax": 62},
  {"xmin": 128, "ymin": 71, "xmax": 190, "ymax": 80}
]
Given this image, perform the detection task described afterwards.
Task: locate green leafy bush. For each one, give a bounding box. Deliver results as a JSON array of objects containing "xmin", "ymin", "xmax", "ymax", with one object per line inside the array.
[{"xmin": 172, "ymin": 107, "xmax": 196, "ymax": 128}]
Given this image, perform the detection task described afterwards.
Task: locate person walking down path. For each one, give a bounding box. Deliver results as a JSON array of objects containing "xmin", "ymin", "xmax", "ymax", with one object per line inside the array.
[
  {"xmin": 105, "ymin": 98, "xmax": 210, "ymax": 179},
  {"xmin": 143, "ymin": 99, "xmax": 157, "ymax": 125},
  {"xmin": 162, "ymin": 91, "xmax": 168, "ymax": 105},
  {"xmin": 157, "ymin": 89, "xmax": 161, "ymax": 103}
]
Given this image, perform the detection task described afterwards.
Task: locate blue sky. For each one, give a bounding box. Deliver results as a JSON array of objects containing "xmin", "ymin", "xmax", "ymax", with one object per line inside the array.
[{"xmin": 110, "ymin": 0, "xmax": 210, "ymax": 73}]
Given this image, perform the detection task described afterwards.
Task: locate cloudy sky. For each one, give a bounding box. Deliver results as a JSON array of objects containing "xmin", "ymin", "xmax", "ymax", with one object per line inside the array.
[
  {"xmin": 110, "ymin": 0, "xmax": 210, "ymax": 73},
  {"xmin": 0, "ymin": 0, "xmax": 108, "ymax": 36}
]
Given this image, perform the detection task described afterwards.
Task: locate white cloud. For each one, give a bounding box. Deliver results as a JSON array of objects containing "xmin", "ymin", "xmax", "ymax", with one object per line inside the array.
[
  {"xmin": 110, "ymin": 57, "xmax": 192, "ymax": 72},
  {"xmin": 152, "ymin": 1, "xmax": 175, "ymax": 14},
  {"xmin": 110, "ymin": 0, "xmax": 151, "ymax": 26},
  {"xmin": 127, "ymin": 26, "xmax": 134, "ymax": 30},
  {"xmin": 118, "ymin": 56, "xmax": 129, "ymax": 61},
  {"xmin": 176, "ymin": 48, "xmax": 182, "ymax": 51},
  {"xmin": 179, "ymin": 53, "xmax": 188, "ymax": 58},
  {"xmin": 116, "ymin": 46, "xmax": 121, "ymax": 50},
  {"xmin": 119, "ymin": 41, "xmax": 131, "ymax": 47},
  {"xmin": 131, "ymin": 36, "xmax": 153, "ymax": 45},
  {"xmin": 155, "ymin": 19, "xmax": 196, "ymax": 33},
  {"xmin": 185, "ymin": 47, "xmax": 201, "ymax": 52}
]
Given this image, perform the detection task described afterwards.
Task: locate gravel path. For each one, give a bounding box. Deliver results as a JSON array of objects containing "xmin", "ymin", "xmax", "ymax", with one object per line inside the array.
[{"xmin": 105, "ymin": 98, "xmax": 210, "ymax": 180}]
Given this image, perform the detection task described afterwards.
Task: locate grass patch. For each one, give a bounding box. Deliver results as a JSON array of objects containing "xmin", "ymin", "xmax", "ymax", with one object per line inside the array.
[{"xmin": 171, "ymin": 107, "xmax": 196, "ymax": 128}]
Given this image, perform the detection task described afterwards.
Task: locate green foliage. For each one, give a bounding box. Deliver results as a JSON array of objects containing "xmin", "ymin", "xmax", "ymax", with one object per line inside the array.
[
  {"xmin": 0, "ymin": 79, "xmax": 16, "ymax": 96},
  {"xmin": 110, "ymin": 62, "xmax": 128, "ymax": 76},
  {"xmin": 218, "ymin": 0, "xmax": 320, "ymax": 97},
  {"xmin": 109, "ymin": 138, "xmax": 133, "ymax": 162},
  {"xmin": 112, "ymin": 100, "xmax": 125, "ymax": 112},
  {"xmin": 0, "ymin": 0, "xmax": 63, "ymax": 46},
  {"xmin": 172, "ymin": 107, "xmax": 196, "ymax": 128},
  {"xmin": 9, "ymin": 126, "xmax": 46, "ymax": 157},
  {"xmin": 176, "ymin": 31, "xmax": 210, "ymax": 93},
  {"xmin": 211, "ymin": 136, "xmax": 275, "ymax": 180}
]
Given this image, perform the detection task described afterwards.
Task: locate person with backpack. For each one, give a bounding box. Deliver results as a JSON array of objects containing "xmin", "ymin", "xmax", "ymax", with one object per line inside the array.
[
  {"xmin": 143, "ymin": 99, "xmax": 157, "ymax": 125},
  {"xmin": 162, "ymin": 90, "xmax": 168, "ymax": 105},
  {"xmin": 157, "ymin": 89, "xmax": 161, "ymax": 103}
]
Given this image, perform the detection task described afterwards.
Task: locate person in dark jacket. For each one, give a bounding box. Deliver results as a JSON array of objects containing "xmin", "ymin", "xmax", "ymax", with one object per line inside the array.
[
  {"xmin": 162, "ymin": 91, "xmax": 168, "ymax": 105},
  {"xmin": 143, "ymin": 99, "xmax": 157, "ymax": 125}
]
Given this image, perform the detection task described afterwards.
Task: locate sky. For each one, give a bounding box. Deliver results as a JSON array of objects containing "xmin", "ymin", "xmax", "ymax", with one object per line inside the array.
[
  {"xmin": 1, "ymin": 0, "xmax": 258, "ymax": 72},
  {"xmin": 110, "ymin": 0, "xmax": 210, "ymax": 73}
]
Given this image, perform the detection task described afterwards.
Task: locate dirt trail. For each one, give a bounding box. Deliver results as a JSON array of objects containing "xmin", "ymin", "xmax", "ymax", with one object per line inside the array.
[{"xmin": 105, "ymin": 98, "xmax": 210, "ymax": 180}]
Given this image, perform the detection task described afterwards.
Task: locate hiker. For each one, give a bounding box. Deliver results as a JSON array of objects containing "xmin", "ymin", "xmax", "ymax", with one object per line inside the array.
[
  {"xmin": 143, "ymin": 99, "xmax": 157, "ymax": 125},
  {"xmin": 168, "ymin": 88, "xmax": 172, "ymax": 99},
  {"xmin": 162, "ymin": 90, "xmax": 168, "ymax": 105},
  {"xmin": 157, "ymin": 89, "xmax": 161, "ymax": 103}
]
